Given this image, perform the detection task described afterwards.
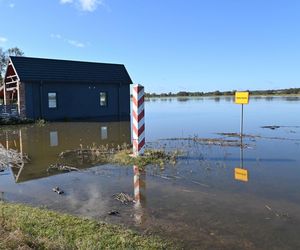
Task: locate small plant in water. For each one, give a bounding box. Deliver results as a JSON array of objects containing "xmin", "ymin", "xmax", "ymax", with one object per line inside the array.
[{"xmin": 36, "ymin": 119, "xmax": 46, "ymax": 127}]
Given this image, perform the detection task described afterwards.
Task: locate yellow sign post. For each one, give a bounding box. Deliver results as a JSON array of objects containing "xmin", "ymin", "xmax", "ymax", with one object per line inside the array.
[
  {"xmin": 235, "ymin": 91, "xmax": 249, "ymax": 137},
  {"xmin": 233, "ymin": 98, "xmax": 250, "ymax": 182},
  {"xmin": 235, "ymin": 92, "xmax": 249, "ymax": 104},
  {"xmin": 234, "ymin": 168, "xmax": 248, "ymax": 182}
]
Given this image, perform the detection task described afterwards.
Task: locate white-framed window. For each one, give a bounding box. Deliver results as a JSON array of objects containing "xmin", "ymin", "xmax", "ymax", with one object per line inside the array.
[
  {"xmin": 48, "ymin": 92, "xmax": 57, "ymax": 108},
  {"xmin": 100, "ymin": 92, "xmax": 107, "ymax": 106}
]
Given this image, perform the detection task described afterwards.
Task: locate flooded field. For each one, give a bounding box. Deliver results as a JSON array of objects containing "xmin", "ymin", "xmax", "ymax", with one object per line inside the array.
[{"xmin": 1, "ymin": 96, "xmax": 300, "ymax": 249}]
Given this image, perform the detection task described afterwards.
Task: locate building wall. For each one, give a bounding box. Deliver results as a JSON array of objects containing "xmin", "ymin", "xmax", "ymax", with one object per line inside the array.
[
  {"xmin": 24, "ymin": 81, "xmax": 130, "ymax": 121},
  {"xmin": 18, "ymin": 82, "xmax": 26, "ymax": 118}
]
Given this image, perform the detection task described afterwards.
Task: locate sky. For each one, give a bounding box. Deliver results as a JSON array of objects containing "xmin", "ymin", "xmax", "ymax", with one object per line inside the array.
[{"xmin": 0, "ymin": 0, "xmax": 300, "ymax": 93}]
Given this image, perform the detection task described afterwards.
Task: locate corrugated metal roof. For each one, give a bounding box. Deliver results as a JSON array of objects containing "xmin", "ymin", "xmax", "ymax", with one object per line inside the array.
[{"xmin": 9, "ymin": 56, "xmax": 133, "ymax": 84}]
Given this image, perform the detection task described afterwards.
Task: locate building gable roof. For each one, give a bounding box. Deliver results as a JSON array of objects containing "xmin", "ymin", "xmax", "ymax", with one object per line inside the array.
[{"xmin": 9, "ymin": 56, "xmax": 133, "ymax": 84}]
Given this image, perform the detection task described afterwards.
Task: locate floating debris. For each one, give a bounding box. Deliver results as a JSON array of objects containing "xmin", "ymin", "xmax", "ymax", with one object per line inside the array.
[
  {"xmin": 0, "ymin": 144, "xmax": 29, "ymax": 170},
  {"xmin": 265, "ymin": 204, "xmax": 290, "ymax": 219},
  {"xmin": 113, "ymin": 192, "xmax": 134, "ymax": 204},
  {"xmin": 261, "ymin": 126, "xmax": 281, "ymax": 130},
  {"xmin": 191, "ymin": 180, "xmax": 210, "ymax": 188},
  {"xmin": 151, "ymin": 174, "xmax": 172, "ymax": 180},
  {"xmin": 265, "ymin": 205, "xmax": 272, "ymax": 211},
  {"xmin": 52, "ymin": 187, "xmax": 64, "ymax": 195},
  {"xmin": 47, "ymin": 164, "xmax": 80, "ymax": 173},
  {"xmin": 261, "ymin": 125, "xmax": 300, "ymax": 130},
  {"xmin": 108, "ymin": 210, "xmax": 120, "ymax": 216}
]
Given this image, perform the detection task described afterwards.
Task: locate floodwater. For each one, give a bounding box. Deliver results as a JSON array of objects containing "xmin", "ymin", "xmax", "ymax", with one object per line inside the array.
[{"xmin": 1, "ymin": 96, "xmax": 300, "ymax": 249}]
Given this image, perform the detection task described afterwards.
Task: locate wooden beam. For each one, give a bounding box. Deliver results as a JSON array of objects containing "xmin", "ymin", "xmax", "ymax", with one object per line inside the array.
[
  {"xmin": 7, "ymin": 75, "xmax": 18, "ymax": 79},
  {"xmin": 5, "ymin": 80, "xmax": 18, "ymax": 85},
  {"xmin": 6, "ymin": 87, "xmax": 17, "ymax": 92},
  {"xmin": 3, "ymin": 78, "xmax": 7, "ymax": 105},
  {"xmin": 17, "ymin": 82, "xmax": 20, "ymax": 115}
]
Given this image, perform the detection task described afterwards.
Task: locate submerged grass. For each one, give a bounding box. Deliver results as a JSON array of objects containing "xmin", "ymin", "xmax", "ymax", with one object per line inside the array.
[
  {"xmin": 0, "ymin": 201, "xmax": 173, "ymax": 250},
  {"xmin": 160, "ymin": 137, "xmax": 249, "ymax": 147},
  {"xmin": 112, "ymin": 149, "xmax": 180, "ymax": 168},
  {"xmin": 58, "ymin": 144, "xmax": 181, "ymax": 169}
]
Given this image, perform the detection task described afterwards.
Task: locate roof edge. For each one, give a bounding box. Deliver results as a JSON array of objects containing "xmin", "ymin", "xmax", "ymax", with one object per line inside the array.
[{"xmin": 9, "ymin": 56, "xmax": 126, "ymax": 67}]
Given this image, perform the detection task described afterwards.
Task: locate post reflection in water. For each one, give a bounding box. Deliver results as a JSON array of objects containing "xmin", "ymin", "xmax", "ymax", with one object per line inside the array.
[
  {"xmin": 0, "ymin": 122, "xmax": 131, "ymax": 183},
  {"xmin": 234, "ymin": 136, "xmax": 249, "ymax": 182},
  {"xmin": 133, "ymin": 165, "xmax": 146, "ymax": 225},
  {"xmin": 0, "ymin": 191, "xmax": 4, "ymax": 201}
]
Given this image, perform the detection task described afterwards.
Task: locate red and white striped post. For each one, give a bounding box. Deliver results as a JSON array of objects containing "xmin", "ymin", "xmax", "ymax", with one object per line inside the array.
[{"xmin": 132, "ymin": 84, "xmax": 145, "ymax": 156}]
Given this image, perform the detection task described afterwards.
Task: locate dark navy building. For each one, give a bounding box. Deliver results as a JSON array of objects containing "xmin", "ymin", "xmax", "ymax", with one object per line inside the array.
[{"xmin": 2, "ymin": 56, "xmax": 133, "ymax": 121}]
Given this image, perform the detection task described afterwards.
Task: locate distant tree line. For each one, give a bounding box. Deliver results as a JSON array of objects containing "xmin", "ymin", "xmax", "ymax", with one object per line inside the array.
[
  {"xmin": 0, "ymin": 47, "xmax": 24, "ymax": 83},
  {"xmin": 145, "ymin": 88, "xmax": 300, "ymax": 97}
]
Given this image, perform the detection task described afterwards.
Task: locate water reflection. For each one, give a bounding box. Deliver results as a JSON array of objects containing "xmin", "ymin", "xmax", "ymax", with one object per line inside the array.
[
  {"xmin": 50, "ymin": 131, "xmax": 58, "ymax": 147},
  {"xmin": 133, "ymin": 165, "xmax": 146, "ymax": 224},
  {"xmin": 0, "ymin": 122, "xmax": 131, "ymax": 183},
  {"xmin": 0, "ymin": 191, "xmax": 4, "ymax": 201},
  {"xmin": 234, "ymin": 137, "xmax": 249, "ymax": 182}
]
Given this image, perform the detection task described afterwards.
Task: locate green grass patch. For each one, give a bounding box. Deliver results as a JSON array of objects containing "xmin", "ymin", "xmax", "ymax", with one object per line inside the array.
[{"xmin": 0, "ymin": 202, "xmax": 173, "ymax": 249}]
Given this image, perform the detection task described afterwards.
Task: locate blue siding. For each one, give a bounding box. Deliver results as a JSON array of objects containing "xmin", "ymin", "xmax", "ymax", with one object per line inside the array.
[
  {"xmin": 24, "ymin": 81, "xmax": 130, "ymax": 121},
  {"xmin": 119, "ymin": 84, "xmax": 130, "ymax": 116}
]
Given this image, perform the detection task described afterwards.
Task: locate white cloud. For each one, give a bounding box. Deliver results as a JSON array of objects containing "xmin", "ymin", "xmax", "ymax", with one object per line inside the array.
[
  {"xmin": 9, "ymin": 3, "xmax": 15, "ymax": 8},
  {"xmin": 59, "ymin": 0, "xmax": 104, "ymax": 12},
  {"xmin": 50, "ymin": 33, "xmax": 62, "ymax": 39},
  {"xmin": 78, "ymin": 0, "xmax": 103, "ymax": 12},
  {"xmin": 67, "ymin": 39, "xmax": 85, "ymax": 48},
  {"xmin": 60, "ymin": 0, "xmax": 73, "ymax": 4},
  {"xmin": 50, "ymin": 34, "xmax": 86, "ymax": 48},
  {"xmin": 0, "ymin": 37, "xmax": 8, "ymax": 44}
]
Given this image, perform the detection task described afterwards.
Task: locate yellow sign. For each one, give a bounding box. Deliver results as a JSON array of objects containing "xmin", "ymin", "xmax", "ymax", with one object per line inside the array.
[
  {"xmin": 235, "ymin": 92, "xmax": 249, "ymax": 104},
  {"xmin": 234, "ymin": 168, "xmax": 248, "ymax": 182}
]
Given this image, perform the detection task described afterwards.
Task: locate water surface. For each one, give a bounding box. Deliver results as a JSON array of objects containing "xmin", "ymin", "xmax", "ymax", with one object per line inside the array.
[{"xmin": 1, "ymin": 96, "xmax": 300, "ymax": 249}]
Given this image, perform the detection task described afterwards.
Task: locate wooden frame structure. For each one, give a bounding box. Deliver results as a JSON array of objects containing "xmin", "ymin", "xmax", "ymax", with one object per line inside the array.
[{"xmin": 3, "ymin": 59, "xmax": 21, "ymax": 115}]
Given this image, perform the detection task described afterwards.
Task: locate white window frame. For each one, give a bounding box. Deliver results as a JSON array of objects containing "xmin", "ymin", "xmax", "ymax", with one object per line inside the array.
[
  {"xmin": 100, "ymin": 92, "xmax": 107, "ymax": 107},
  {"xmin": 48, "ymin": 92, "xmax": 57, "ymax": 109}
]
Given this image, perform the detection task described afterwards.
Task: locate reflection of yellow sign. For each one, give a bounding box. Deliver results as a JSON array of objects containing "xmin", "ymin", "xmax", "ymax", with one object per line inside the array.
[
  {"xmin": 235, "ymin": 92, "xmax": 249, "ymax": 104},
  {"xmin": 234, "ymin": 168, "xmax": 248, "ymax": 182}
]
